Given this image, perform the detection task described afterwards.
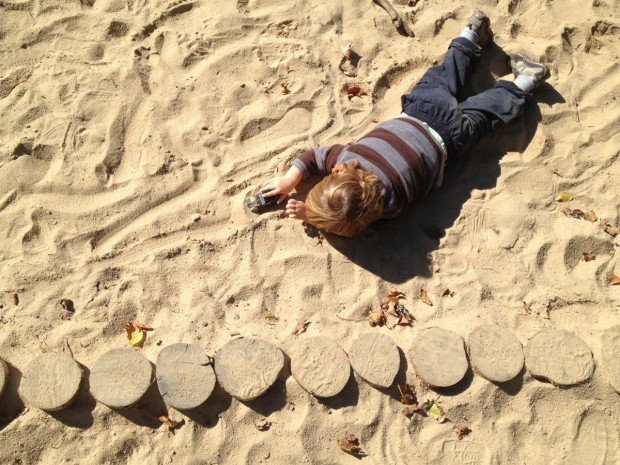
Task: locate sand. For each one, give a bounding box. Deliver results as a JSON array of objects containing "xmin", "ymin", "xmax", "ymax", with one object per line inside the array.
[{"xmin": 0, "ymin": 0, "xmax": 619, "ymax": 463}]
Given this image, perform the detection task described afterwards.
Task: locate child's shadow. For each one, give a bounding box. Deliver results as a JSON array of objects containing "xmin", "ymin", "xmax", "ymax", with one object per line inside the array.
[{"xmin": 322, "ymin": 43, "xmax": 565, "ymax": 283}]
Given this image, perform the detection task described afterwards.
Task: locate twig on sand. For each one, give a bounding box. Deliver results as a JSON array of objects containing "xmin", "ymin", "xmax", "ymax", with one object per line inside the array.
[{"xmin": 373, "ymin": 0, "xmax": 414, "ymax": 37}]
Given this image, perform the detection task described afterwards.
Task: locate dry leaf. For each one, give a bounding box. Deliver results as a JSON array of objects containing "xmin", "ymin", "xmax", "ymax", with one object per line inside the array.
[
  {"xmin": 582, "ymin": 252, "xmax": 597, "ymax": 262},
  {"xmin": 387, "ymin": 290, "xmax": 405, "ymax": 303},
  {"xmin": 341, "ymin": 43, "xmax": 353, "ymax": 59},
  {"xmin": 263, "ymin": 311, "xmax": 279, "ymax": 324},
  {"xmin": 522, "ymin": 301, "xmax": 532, "ymax": 315},
  {"xmin": 59, "ymin": 299, "xmax": 75, "ymax": 320},
  {"xmin": 292, "ymin": 320, "xmax": 310, "ymax": 336},
  {"xmin": 159, "ymin": 415, "xmax": 185, "ymax": 432},
  {"xmin": 125, "ymin": 321, "xmax": 154, "ymax": 347},
  {"xmin": 4, "ymin": 292, "xmax": 18, "ymax": 306},
  {"xmin": 254, "ymin": 418, "xmax": 271, "ymax": 431},
  {"xmin": 555, "ymin": 191, "xmax": 573, "ymax": 202},
  {"xmin": 422, "ymin": 400, "xmax": 446, "ymax": 423},
  {"xmin": 368, "ymin": 309, "xmax": 386, "ymax": 327},
  {"xmin": 280, "ymin": 82, "xmax": 290, "ymax": 95},
  {"xmin": 604, "ymin": 224, "xmax": 620, "ymax": 237},
  {"xmin": 397, "ymin": 384, "xmax": 417, "ymax": 405},
  {"xmin": 419, "ymin": 289, "xmax": 433, "ymax": 306},
  {"xmin": 608, "ymin": 275, "xmax": 620, "ymax": 286},
  {"xmin": 402, "ymin": 404, "xmax": 424, "ymax": 418},
  {"xmin": 565, "ymin": 208, "xmax": 586, "ymax": 219},
  {"xmin": 338, "ymin": 434, "xmax": 364, "ymax": 456},
  {"xmin": 345, "ymin": 85, "xmax": 367, "ymax": 100},
  {"xmin": 586, "ymin": 210, "xmax": 598, "ymax": 222},
  {"xmin": 454, "ymin": 424, "xmax": 471, "ymax": 440}
]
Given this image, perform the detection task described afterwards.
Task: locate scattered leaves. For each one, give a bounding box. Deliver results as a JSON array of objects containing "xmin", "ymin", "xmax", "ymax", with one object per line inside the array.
[
  {"xmin": 345, "ymin": 85, "xmax": 367, "ymax": 100},
  {"xmin": 292, "ymin": 320, "xmax": 310, "ymax": 336},
  {"xmin": 608, "ymin": 275, "xmax": 620, "ymax": 286},
  {"xmin": 338, "ymin": 434, "xmax": 365, "ymax": 456},
  {"xmin": 422, "ymin": 400, "xmax": 447, "ymax": 423},
  {"xmin": 554, "ymin": 191, "xmax": 573, "ymax": 202},
  {"xmin": 564, "ymin": 208, "xmax": 598, "ymax": 222},
  {"xmin": 582, "ymin": 252, "xmax": 597, "ymax": 262},
  {"xmin": 419, "ymin": 288, "xmax": 433, "ymax": 306},
  {"xmin": 125, "ymin": 321, "xmax": 154, "ymax": 347},
  {"xmin": 397, "ymin": 384, "xmax": 417, "ymax": 405},
  {"xmin": 59, "ymin": 299, "xmax": 75, "ymax": 320},
  {"xmin": 280, "ymin": 82, "xmax": 290, "ymax": 95},
  {"xmin": 454, "ymin": 424, "xmax": 471, "ymax": 440},
  {"xmin": 254, "ymin": 418, "xmax": 271, "ymax": 431},
  {"xmin": 441, "ymin": 288, "xmax": 454, "ymax": 297},
  {"xmin": 604, "ymin": 223, "xmax": 620, "ymax": 237}
]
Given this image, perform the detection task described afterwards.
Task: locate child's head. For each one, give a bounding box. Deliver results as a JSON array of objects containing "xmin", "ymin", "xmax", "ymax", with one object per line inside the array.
[{"xmin": 305, "ymin": 161, "xmax": 384, "ymax": 237}]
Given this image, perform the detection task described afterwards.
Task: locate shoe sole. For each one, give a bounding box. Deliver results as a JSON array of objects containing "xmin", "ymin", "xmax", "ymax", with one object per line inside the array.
[{"xmin": 510, "ymin": 54, "xmax": 548, "ymax": 81}]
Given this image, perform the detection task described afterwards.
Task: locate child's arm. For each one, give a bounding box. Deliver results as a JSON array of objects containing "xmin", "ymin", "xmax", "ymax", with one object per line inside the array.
[{"xmin": 262, "ymin": 165, "xmax": 303, "ymax": 203}]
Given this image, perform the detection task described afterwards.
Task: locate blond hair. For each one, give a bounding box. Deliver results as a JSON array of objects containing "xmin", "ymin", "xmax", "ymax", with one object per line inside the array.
[{"xmin": 305, "ymin": 161, "xmax": 384, "ymax": 237}]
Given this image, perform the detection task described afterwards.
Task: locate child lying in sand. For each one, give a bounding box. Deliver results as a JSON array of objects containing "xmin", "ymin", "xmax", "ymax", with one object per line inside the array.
[{"xmin": 262, "ymin": 10, "xmax": 548, "ymax": 237}]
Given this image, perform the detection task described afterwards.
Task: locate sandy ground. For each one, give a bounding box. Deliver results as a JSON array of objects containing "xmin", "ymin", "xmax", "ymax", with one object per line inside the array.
[{"xmin": 0, "ymin": 0, "xmax": 619, "ymax": 464}]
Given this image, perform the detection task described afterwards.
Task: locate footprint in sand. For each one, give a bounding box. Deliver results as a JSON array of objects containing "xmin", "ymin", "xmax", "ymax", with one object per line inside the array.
[{"xmin": 565, "ymin": 409, "xmax": 619, "ymax": 465}]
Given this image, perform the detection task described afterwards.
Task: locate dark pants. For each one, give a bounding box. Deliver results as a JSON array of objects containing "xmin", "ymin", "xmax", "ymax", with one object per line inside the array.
[{"xmin": 401, "ymin": 37, "xmax": 527, "ymax": 159}]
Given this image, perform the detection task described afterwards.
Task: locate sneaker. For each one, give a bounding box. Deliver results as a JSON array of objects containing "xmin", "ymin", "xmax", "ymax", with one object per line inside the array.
[
  {"xmin": 509, "ymin": 53, "xmax": 548, "ymax": 84},
  {"xmin": 466, "ymin": 10, "xmax": 493, "ymax": 47}
]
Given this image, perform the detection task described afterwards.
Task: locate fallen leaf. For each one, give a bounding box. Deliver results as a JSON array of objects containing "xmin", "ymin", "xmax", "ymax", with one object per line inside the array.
[
  {"xmin": 263, "ymin": 311, "xmax": 279, "ymax": 324},
  {"xmin": 582, "ymin": 252, "xmax": 597, "ymax": 262},
  {"xmin": 604, "ymin": 224, "xmax": 620, "ymax": 237},
  {"xmin": 555, "ymin": 191, "xmax": 573, "ymax": 202},
  {"xmin": 387, "ymin": 290, "xmax": 405, "ymax": 304},
  {"xmin": 422, "ymin": 400, "xmax": 446, "ymax": 423},
  {"xmin": 401, "ymin": 404, "xmax": 424, "ymax": 418},
  {"xmin": 454, "ymin": 424, "xmax": 471, "ymax": 440},
  {"xmin": 397, "ymin": 384, "xmax": 417, "ymax": 405},
  {"xmin": 280, "ymin": 82, "xmax": 290, "ymax": 95},
  {"xmin": 338, "ymin": 434, "xmax": 365, "ymax": 456},
  {"xmin": 345, "ymin": 85, "xmax": 367, "ymax": 100},
  {"xmin": 125, "ymin": 321, "xmax": 154, "ymax": 347},
  {"xmin": 341, "ymin": 43, "xmax": 353, "ymax": 59},
  {"xmin": 564, "ymin": 208, "xmax": 586, "ymax": 219},
  {"xmin": 254, "ymin": 418, "xmax": 271, "ymax": 431},
  {"xmin": 522, "ymin": 301, "xmax": 532, "ymax": 315},
  {"xmin": 159, "ymin": 415, "xmax": 185, "ymax": 433},
  {"xmin": 368, "ymin": 309, "xmax": 386, "ymax": 327},
  {"xmin": 4, "ymin": 292, "xmax": 18, "ymax": 306},
  {"xmin": 292, "ymin": 320, "xmax": 310, "ymax": 336},
  {"xmin": 586, "ymin": 210, "xmax": 598, "ymax": 222},
  {"xmin": 59, "ymin": 299, "xmax": 75, "ymax": 320},
  {"xmin": 608, "ymin": 275, "xmax": 620, "ymax": 286},
  {"xmin": 419, "ymin": 289, "xmax": 433, "ymax": 306}
]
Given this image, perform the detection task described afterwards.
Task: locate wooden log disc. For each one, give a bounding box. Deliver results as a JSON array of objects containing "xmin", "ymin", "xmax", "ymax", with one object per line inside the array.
[
  {"xmin": 288, "ymin": 336, "xmax": 351, "ymax": 398},
  {"xmin": 0, "ymin": 357, "xmax": 9, "ymax": 400},
  {"xmin": 601, "ymin": 325, "xmax": 620, "ymax": 393},
  {"xmin": 349, "ymin": 333, "xmax": 400, "ymax": 388},
  {"xmin": 214, "ymin": 338, "xmax": 284, "ymax": 401},
  {"xmin": 410, "ymin": 327, "xmax": 468, "ymax": 388},
  {"xmin": 468, "ymin": 325, "xmax": 524, "ymax": 383},
  {"xmin": 524, "ymin": 330, "xmax": 594, "ymax": 386},
  {"xmin": 19, "ymin": 353, "xmax": 82, "ymax": 411},
  {"xmin": 156, "ymin": 343, "xmax": 216, "ymax": 410},
  {"xmin": 90, "ymin": 348, "xmax": 153, "ymax": 408}
]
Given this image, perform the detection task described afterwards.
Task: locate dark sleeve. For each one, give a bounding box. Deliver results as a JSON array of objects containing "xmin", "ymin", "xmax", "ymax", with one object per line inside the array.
[{"xmin": 291, "ymin": 145, "xmax": 346, "ymax": 179}]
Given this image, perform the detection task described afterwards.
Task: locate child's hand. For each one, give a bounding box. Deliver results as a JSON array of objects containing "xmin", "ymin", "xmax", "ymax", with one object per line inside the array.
[
  {"xmin": 262, "ymin": 166, "xmax": 302, "ymax": 203},
  {"xmin": 285, "ymin": 199, "xmax": 307, "ymax": 221}
]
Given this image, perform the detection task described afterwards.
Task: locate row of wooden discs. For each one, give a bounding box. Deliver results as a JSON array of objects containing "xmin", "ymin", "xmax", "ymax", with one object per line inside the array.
[{"xmin": 2, "ymin": 325, "xmax": 619, "ymax": 412}]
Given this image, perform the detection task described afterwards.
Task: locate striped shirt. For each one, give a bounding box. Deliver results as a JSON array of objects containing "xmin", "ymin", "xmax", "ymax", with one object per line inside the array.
[{"xmin": 292, "ymin": 116, "xmax": 446, "ymax": 218}]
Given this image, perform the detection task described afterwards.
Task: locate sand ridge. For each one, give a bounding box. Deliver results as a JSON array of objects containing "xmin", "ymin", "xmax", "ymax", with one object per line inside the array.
[{"xmin": 1, "ymin": 0, "xmax": 619, "ymax": 464}]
